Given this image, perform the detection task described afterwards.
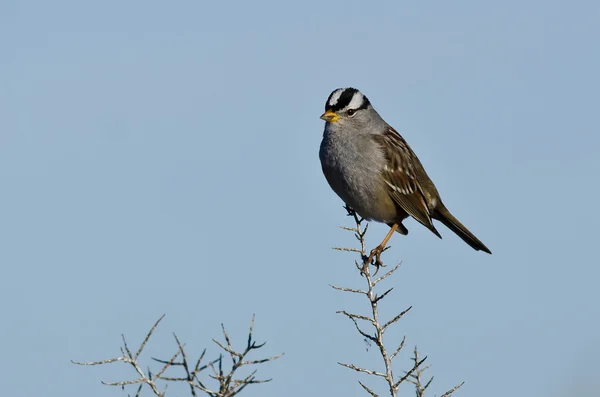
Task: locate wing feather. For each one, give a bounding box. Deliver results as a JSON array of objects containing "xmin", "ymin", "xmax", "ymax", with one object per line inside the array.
[{"xmin": 373, "ymin": 128, "xmax": 441, "ymax": 237}]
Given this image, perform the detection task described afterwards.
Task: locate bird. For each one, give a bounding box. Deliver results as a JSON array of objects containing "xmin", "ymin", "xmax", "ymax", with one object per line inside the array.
[{"xmin": 319, "ymin": 87, "xmax": 491, "ymax": 264}]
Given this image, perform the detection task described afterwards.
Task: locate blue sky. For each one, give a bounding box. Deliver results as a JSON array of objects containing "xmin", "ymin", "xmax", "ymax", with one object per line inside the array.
[{"xmin": 1, "ymin": 1, "xmax": 599, "ymax": 396}]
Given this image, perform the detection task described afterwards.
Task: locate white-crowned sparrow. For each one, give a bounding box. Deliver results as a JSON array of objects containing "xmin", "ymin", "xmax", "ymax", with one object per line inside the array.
[{"xmin": 319, "ymin": 87, "xmax": 491, "ymax": 259}]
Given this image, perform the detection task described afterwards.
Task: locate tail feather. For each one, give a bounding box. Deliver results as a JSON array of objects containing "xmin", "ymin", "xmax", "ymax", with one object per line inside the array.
[{"xmin": 435, "ymin": 206, "xmax": 491, "ymax": 254}]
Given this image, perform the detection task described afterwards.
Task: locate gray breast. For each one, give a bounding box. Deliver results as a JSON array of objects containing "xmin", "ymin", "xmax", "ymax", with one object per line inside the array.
[{"xmin": 319, "ymin": 132, "xmax": 397, "ymax": 223}]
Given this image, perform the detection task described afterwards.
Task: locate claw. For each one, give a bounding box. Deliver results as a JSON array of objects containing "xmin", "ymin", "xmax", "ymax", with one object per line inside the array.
[
  {"xmin": 373, "ymin": 251, "xmax": 386, "ymax": 276},
  {"xmin": 361, "ymin": 245, "xmax": 387, "ymax": 276}
]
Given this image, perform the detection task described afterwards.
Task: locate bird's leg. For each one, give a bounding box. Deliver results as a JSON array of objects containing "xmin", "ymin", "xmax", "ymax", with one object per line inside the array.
[{"xmin": 362, "ymin": 224, "xmax": 398, "ymax": 275}]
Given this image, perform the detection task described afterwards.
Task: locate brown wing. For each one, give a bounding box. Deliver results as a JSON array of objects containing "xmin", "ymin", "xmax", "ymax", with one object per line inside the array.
[{"xmin": 373, "ymin": 128, "xmax": 441, "ymax": 238}]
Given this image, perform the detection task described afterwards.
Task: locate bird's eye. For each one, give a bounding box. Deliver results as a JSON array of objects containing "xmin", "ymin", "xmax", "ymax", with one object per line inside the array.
[{"xmin": 347, "ymin": 109, "xmax": 357, "ymax": 116}]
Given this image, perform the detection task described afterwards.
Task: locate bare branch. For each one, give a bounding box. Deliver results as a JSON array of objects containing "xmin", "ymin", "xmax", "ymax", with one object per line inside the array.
[
  {"xmin": 101, "ymin": 378, "xmax": 145, "ymax": 387},
  {"xmin": 336, "ymin": 310, "xmax": 374, "ymax": 323},
  {"xmin": 332, "ymin": 211, "xmax": 464, "ymax": 397},
  {"xmin": 394, "ymin": 355, "xmax": 427, "ymax": 389},
  {"xmin": 390, "ymin": 336, "xmax": 406, "ymax": 361},
  {"xmin": 359, "ymin": 381, "xmax": 379, "ymax": 397},
  {"xmin": 338, "ymin": 362, "xmax": 386, "ymax": 378},
  {"xmin": 122, "ymin": 335, "xmax": 134, "ymax": 360},
  {"xmin": 333, "ymin": 247, "xmax": 363, "ymax": 253},
  {"xmin": 382, "ymin": 307, "xmax": 412, "ymax": 332},
  {"xmin": 241, "ymin": 352, "xmax": 285, "ymax": 365},
  {"xmin": 373, "ymin": 263, "xmax": 402, "ymax": 286},
  {"xmin": 330, "ymin": 284, "xmax": 368, "ymax": 295},
  {"xmin": 212, "ymin": 338, "xmax": 242, "ymax": 359},
  {"xmin": 71, "ymin": 357, "xmax": 124, "ymax": 366},
  {"xmin": 73, "ymin": 314, "xmax": 282, "ymax": 397},
  {"xmin": 440, "ymin": 382, "xmax": 465, "ymax": 397},
  {"xmin": 154, "ymin": 349, "xmax": 180, "ymax": 379},
  {"xmin": 373, "ymin": 287, "xmax": 394, "ymax": 304},
  {"xmin": 136, "ymin": 314, "xmax": 165, "ymax": 360}
]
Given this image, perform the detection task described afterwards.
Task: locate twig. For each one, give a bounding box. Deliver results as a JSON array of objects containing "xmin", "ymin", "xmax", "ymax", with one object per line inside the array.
[
  {"xmin": 440, "ymin": 382, "xmax": 465, "ymax": 397},
  {"xmin": 332, "ymin": 207, "xmax": 463, "ymax": 397},
  {"xmin": 72, "ymin": 315, "xmax": 168, "ymax": 396},
  {"xmin": 72, "ymin": 314, "xmax": 283, "ymax": 397}
]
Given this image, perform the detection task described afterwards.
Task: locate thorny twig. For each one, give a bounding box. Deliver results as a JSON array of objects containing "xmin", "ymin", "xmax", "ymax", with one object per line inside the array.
[
  {"xmin": 331, "ymin": 206, "xmax": 464, "ymax": 397},
  {"xmin": 406, "ymin": 347, "xmax": 464, "ymax": 397},
  {"xmin": 407, "ymin": 347, "xmax": 433, "ymax": 397},
  {"xmin": 72, "ymin": 315, "xmax": 283, "ymax": 397}
]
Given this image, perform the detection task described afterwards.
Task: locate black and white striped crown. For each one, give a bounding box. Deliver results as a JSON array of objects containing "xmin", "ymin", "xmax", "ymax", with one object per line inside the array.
[{"xmin": 325, "ymin": 87, "xmax": 371, "ymax": 112}]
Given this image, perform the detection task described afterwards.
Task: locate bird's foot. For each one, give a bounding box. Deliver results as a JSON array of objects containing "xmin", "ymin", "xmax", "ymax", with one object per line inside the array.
[
  {"xmin": 361, "ymin": 246, "xmax": 386, "ymax": 276},
  {"xmin": 344, "ymin": 206, "xmax": 356, "ymax": 217}
]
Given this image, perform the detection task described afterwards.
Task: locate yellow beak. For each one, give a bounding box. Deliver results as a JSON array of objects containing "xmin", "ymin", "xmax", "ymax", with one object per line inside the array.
[{"xmin": 320, "ymin": 110, "xmax": 340, "ymax": 123}]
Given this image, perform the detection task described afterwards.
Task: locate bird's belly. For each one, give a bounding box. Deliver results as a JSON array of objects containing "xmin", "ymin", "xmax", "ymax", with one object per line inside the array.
[
  {"xmin": 321, "ymin": 160, "xmax": 398, "ymax": 223},
  {"xmin": 340, "ymin": 182, "xmax": 398, "ymax": 223}
]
